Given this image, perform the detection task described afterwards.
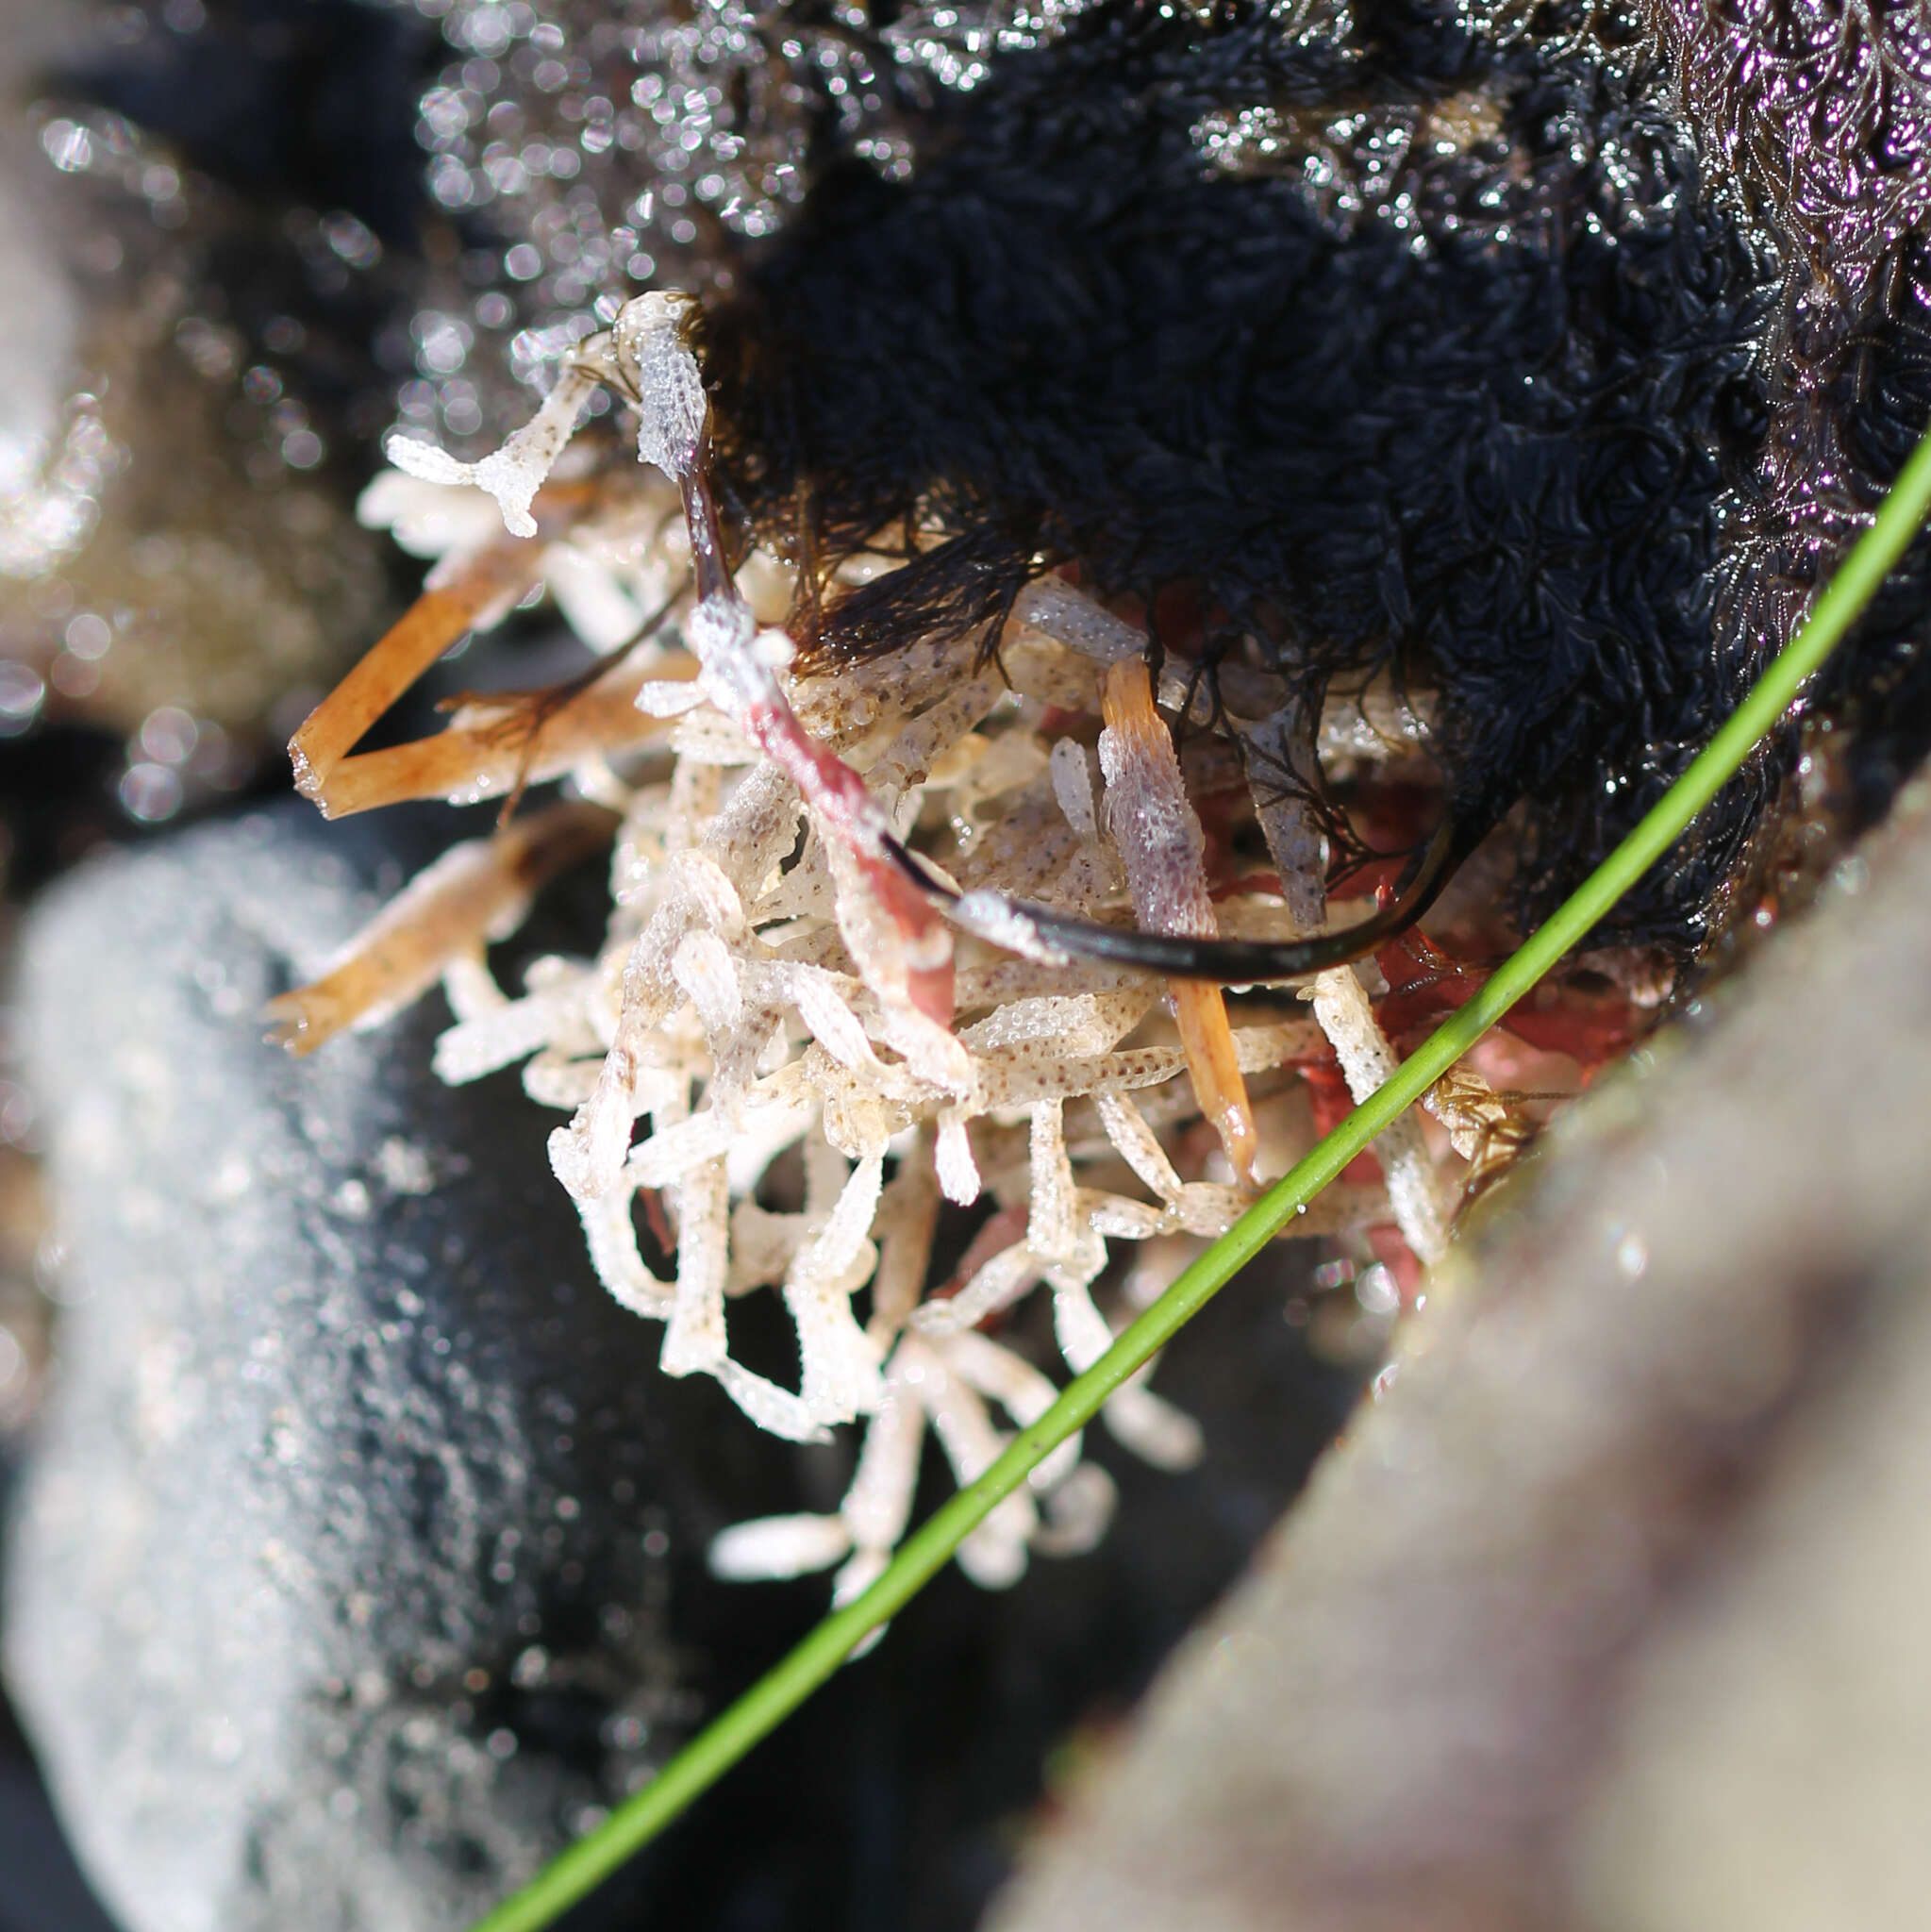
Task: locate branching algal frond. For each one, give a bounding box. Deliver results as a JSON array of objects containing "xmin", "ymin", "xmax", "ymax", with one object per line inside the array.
[{"xmin": 277, "ymin": 293, "xmax": 1640, "ymax": 1598}]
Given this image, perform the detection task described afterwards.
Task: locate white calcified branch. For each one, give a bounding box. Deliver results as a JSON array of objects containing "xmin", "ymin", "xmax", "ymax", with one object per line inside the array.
[
  {"xmin": 321, "ymin": 291, "xmax": 1488, "ymax": 1615},
  {"xmin": 1244, "ymin": 700, "xmax": 1450, "ymax": 1265},
  {"xmin": 385, "ymin": 360, "xmax": 606, "ymax": 540}
]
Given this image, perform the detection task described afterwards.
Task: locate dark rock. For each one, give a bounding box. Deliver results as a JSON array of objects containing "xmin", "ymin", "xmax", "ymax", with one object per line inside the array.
[
  {"xmin": 0, "ymin": 1670, "xmax": 119, "ymax": 1932},
  {"xmin": 0, "ymin": 805, "xmax": 753, "ymax": 1932},
  {"xmin": 0, "ymin": 801, "xmax": 1357, "ymax": 1932}
]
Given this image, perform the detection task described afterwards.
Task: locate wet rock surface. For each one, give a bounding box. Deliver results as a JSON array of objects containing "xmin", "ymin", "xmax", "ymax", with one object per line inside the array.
[
  {"xmin": 0, "ymin": 800, "xmax": 1355, "ymax": 1932},
  {"xmin": 4, "ymin": 804, "xmax": 743, "ymax": 1931}
]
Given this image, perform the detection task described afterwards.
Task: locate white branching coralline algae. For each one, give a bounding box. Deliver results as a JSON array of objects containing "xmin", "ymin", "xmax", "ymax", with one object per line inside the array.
[{"xmin": 274, "ymin": 295, "xmax": 1464, "ymax": 1603}]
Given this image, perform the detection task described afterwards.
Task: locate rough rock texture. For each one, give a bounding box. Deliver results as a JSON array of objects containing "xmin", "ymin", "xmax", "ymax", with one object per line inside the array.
[
  {"xmin": 1, "ymin": 806, "xmax": 742, "ymax": 1932},
  {"xmin": 989, "ymin": 776, "xmax": 1931, "ymax": 1932}
]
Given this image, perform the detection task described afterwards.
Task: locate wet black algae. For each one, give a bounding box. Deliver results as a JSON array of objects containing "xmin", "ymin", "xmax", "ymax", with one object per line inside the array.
[
  {"xmin": 698, "ymin": 0, "xmax": 1931, "ymax": 953},
  {"xmin": 24, "ymin": 0, "xmax": 1931, "ymax": 951},
  {"xmin": 1639, "ymin": 0, "xmax": 1931, "ymax": 841}
]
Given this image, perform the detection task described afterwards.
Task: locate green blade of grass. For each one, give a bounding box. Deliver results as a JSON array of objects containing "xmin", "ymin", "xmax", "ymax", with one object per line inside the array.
[{"xmin": 467, "ymin": 418, "xmax": 1931, "ymax": 1932}]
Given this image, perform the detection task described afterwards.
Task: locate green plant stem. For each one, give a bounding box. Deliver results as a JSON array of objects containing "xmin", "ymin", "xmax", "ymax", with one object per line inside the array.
[{"xmin": 467, "ymin": 419, "xmax": 1931, "ymax": 1932}]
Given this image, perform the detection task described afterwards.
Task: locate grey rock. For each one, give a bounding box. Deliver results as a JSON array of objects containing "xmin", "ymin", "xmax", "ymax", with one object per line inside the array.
[{"xmin": 1, "ymin": 806, "xmax": 747, "ymax": 1932}]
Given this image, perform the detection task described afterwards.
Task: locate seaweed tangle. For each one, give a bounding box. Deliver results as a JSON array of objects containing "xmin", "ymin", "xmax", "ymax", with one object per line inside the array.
[{"xmin": 701, "ymin": 0, "xmax": 1780, "ymax": 948}]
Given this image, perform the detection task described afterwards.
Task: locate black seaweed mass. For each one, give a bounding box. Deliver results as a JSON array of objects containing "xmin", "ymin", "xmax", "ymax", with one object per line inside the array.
[
  {"xmin": 38, "ymin": 0, "xmax": 1931, "ymax": 957},
  {"xmin": 699, "ymin": 0, "xmax": 1931, "ymax": 953}
]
